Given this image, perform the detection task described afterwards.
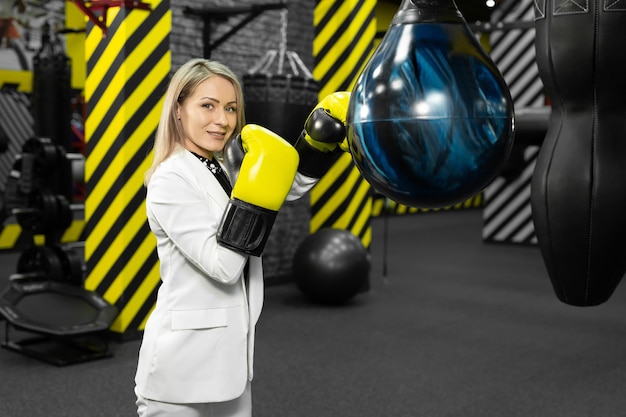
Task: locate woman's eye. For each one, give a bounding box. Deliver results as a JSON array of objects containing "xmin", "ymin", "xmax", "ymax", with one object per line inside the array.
[
  {"xmin": 226, "ymin": 106, "xmax": 237, "ymax": 113},
  {"xmin": 203, "ymin": 103, "xmax": 214, "ymax": 109}
]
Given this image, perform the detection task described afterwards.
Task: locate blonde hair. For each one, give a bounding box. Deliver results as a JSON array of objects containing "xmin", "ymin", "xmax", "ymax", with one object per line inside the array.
[{"xmin": 144, "ymin": 58, "xmax": 246, "ymax": 185}]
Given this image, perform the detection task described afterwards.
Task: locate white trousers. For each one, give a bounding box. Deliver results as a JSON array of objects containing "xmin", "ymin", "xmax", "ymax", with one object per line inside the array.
[{"xmin": 135, "ymin": 383, "xmax": 252, "ymax": 417}]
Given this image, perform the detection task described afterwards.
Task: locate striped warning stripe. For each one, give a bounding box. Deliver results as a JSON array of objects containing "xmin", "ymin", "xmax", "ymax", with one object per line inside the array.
[
  {"xmin": 483, "ymin": 0, "xmax": 544, "ymax": 245},
  {"xmin": 489, "ymin": 0, "xmax": 543, "ymax": 108},
  {"xmin": 0, "ymin": 89, "xmax": 34, "ymax": 250},
  {"xmin": 371, "ymin": 194, "xmax": 484, "ymax": 217},
  {"xmin": 311, "ymin": 0, "xmax": 377, "ymax": 249},
  {"xmin": 310, "ymin": 152, "xmax": 373, "ymax": 247},
  {"xmin": 0, "ymin": 70, "xmax": 32, "ymax": 92},
  {"xmin": 0, "ymin": 89, "xmax": 32, "ymax": 198},
  {"xmin": 83, "ymin": 0, "xmax": 170, "ymax": 335},
  {"xmin": 313, "ymin": 0, "xmax": 377, "ymax": 98},
  {"xmin": 482, "ymin": 146, "xmax": 539, "ymax": 244},
  {"xmin": 0, "ymin": 219, "xmax": 85, "ymax": 250}
]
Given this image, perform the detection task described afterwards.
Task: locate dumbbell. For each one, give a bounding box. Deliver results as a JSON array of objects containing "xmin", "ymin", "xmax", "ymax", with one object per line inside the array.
[
  {"xmin": 12, "ymin": 191, "xmax": 75, "ymax": 235},
  {"xmin": 18, "ymin": 137, "xmax": 81, "ymax": 197},
  {"xmin": 10, "ymin": 245, "xmax": 84, "ymax": 286}
]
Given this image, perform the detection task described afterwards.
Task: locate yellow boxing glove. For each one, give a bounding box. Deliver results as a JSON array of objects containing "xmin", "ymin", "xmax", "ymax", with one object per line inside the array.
[
  {"xmin": 217, "ymin": 124, "xmax": 299, "ymax": 256},
  {"xmin": 288, "ymin": 92, "xmax": 351, "ymax": 178}
]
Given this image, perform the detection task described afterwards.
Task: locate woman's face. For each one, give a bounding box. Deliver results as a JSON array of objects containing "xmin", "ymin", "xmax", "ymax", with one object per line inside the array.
[{"xmin": 177, "ymin": 75, "xmax": 238, "ymax": 159}]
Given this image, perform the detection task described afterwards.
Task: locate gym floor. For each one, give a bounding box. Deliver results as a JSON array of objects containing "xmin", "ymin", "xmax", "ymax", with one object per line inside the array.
[{"xmin": 2, "ymin": 209, "xmax": 626, "ymax": 417}]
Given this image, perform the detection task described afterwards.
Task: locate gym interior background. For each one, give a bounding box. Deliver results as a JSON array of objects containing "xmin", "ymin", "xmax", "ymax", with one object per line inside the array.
[{"xmin": 2, "ymin": 1, "xmax": 626, "ymax": 416}]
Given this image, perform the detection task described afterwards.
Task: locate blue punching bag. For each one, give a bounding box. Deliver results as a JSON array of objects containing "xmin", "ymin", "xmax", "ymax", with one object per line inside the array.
[
  {"xmin": 531, "ymin": 1, "xmax": 626, "ymax": 306},
  {"xmin": 347, "ymin": 0, "xmax": 514, "ymax": 208}
]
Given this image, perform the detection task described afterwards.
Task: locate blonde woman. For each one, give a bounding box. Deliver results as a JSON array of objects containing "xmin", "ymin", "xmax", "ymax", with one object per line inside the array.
[{"xmin": 135, "ymin": 58, "xmax": 349, "ymax": 417}]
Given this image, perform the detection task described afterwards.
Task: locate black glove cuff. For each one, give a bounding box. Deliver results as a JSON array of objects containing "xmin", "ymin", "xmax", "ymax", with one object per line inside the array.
[
  {"xmin": 292, "ymin": 131, "xmax": 343, "ymax": 178},
  {"xmin": 217, "ymin": 198, "xmax": 277, "ymax": 257}
]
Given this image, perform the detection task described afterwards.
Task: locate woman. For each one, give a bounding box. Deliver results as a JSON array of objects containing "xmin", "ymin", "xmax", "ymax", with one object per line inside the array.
[{"xmin": 134, "ymin": 58, "xmax": 316, "ymax": 417}]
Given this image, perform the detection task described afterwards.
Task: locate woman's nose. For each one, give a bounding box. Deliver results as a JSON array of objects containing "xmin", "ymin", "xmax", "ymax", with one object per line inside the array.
[{"xmin": 213, "ymin": 108, "xmax": 227, "ymax": 126}]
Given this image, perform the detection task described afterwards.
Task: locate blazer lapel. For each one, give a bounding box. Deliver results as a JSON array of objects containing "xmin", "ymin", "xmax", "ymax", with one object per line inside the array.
[{"xmin": 182, "ymin": 150, "xmax": 230, "ymax": 210}]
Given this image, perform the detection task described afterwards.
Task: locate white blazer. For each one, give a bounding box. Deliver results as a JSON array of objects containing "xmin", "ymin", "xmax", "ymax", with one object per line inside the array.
[{"xmin": 135, "ymin": 147, "xmax": 315, "ymax": 404}]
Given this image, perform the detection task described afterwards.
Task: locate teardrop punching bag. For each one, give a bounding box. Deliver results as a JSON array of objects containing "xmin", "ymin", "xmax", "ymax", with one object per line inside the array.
[
  {"xmin": 347, "ymin": 0, "xmax": 514, "ymax": 208},
  {"xmin": 531, "ymin": 1, "xmax": 626, "ymax": 306}
]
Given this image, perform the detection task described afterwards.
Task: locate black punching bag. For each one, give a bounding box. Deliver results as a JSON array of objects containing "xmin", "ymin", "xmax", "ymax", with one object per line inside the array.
[
  {"xmin": 32, "ymin": 23, "xmax": 72, "ymax": 151},
  {"xmin": 243, "ymin": 9, "xmax": 318, "ymax": 141},
  {"xmin": 243, "ymin": 36, "xmax": 319, "ymax": 143},
  {"xmin": 244, "ymin": 71, "xmax": 319, "ymax": 142},
  {"xmin": 531, "ymin": 1, "xmax": 626, "ymax": 306}
]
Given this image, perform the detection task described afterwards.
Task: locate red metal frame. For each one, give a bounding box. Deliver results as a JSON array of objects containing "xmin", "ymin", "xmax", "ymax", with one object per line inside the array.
[{"xmin": 70, "ymin": 1, "xmax": 151, "ymax": 35}]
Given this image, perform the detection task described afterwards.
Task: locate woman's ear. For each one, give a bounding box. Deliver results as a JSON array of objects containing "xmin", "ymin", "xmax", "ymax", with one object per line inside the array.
[{"xmin": 176, "ymin": 104, "xmax": 181, "ymax": 120}]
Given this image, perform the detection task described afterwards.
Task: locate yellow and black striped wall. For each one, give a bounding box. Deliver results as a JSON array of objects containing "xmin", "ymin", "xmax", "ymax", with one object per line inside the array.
[
  {"xmin": 312, "ymin": 0, "xmax": 378, "ymax": 249},
  {"xmin": 82, "ymin": 0, "xmax": 170, "ymax": 337}
]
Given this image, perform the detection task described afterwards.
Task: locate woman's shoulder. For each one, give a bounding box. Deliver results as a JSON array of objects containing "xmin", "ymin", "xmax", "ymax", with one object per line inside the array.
[
  {"xmin": 155, "ymin": 148, "xmax": 192, "ymax": 172},
  {"xmin": 150, "ymin": 149, "xmax": 195, "ymax": 185}
]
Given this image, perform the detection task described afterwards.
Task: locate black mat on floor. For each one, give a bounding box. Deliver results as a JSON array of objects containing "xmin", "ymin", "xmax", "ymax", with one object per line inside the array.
[{"xmin": 2, "ymin": 209, "xmax": 626, "ymax": 417}]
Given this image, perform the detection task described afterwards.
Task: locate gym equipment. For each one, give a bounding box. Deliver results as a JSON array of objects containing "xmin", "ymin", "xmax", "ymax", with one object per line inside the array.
[
  {"xmin": 217, "ymin": 125, "xmax": 299, "ymax": 256},
  {"xmin": 347, "ymin": 0, "xmax": 514, "ymax": 208},
  {"xmin": 70, "ymin": 0, "xmax": 151, "ymax": 36},
  {"xmin": 13, "ymin": 192, "xmax": 73, "ymax": 238},
  {"xmin": 293, "ymin": 228, "xmax": 369, "ymax": 305},
  {"xmin": 32, "ymin": 23, "xmax": 72, "ymax": 151},
  {"xmin": 243, "ymin": 8, "xmax": 318, "ymax": 144},
  {"xmin": 4, "ymin": 137, "xmax": 77, "ymax": 243},
  {"xmin": 530, "ymin": 1, "xmax": 626, "ymax": 306},
  {"xmin": 244, "ymin": 67, "xmax": 319, "ymax": 145},
  {"xmin": 0, "ymin": 242, "xmax": 114, "ymax": 365},
  {"xmin": 288, "ymin": 92, "xmax": 349, "ymax": 178},
  {"xmin": 498, "ymin": 107, "xmax": 550, "ymax": 180},
  {"xmin": 0, "ymin": 239, "xmax": 115, "ymax": 366},
  {"xmin": 14, "ymin": 245, "xmax": 84, "ymax": 286},
  {"xmin": 0, "ymin": 280, "xmax": 118, "ymax": 366},
  {"xmin": 13, "ymin": 246, "xmax": 64, "ymax": 283},
  {"xmin": 0, "ymin": 133, "xmax": 116, "ymax": 364},
  {"xmin": 5, "ymin": 136, "xmax": 73, "ymax": 202}
]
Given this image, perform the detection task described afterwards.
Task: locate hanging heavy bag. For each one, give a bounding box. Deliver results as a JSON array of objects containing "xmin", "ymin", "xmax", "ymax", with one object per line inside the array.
[{"xmin": 531, "ymin": 1, "xmax": 626, "ymax": 306}]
